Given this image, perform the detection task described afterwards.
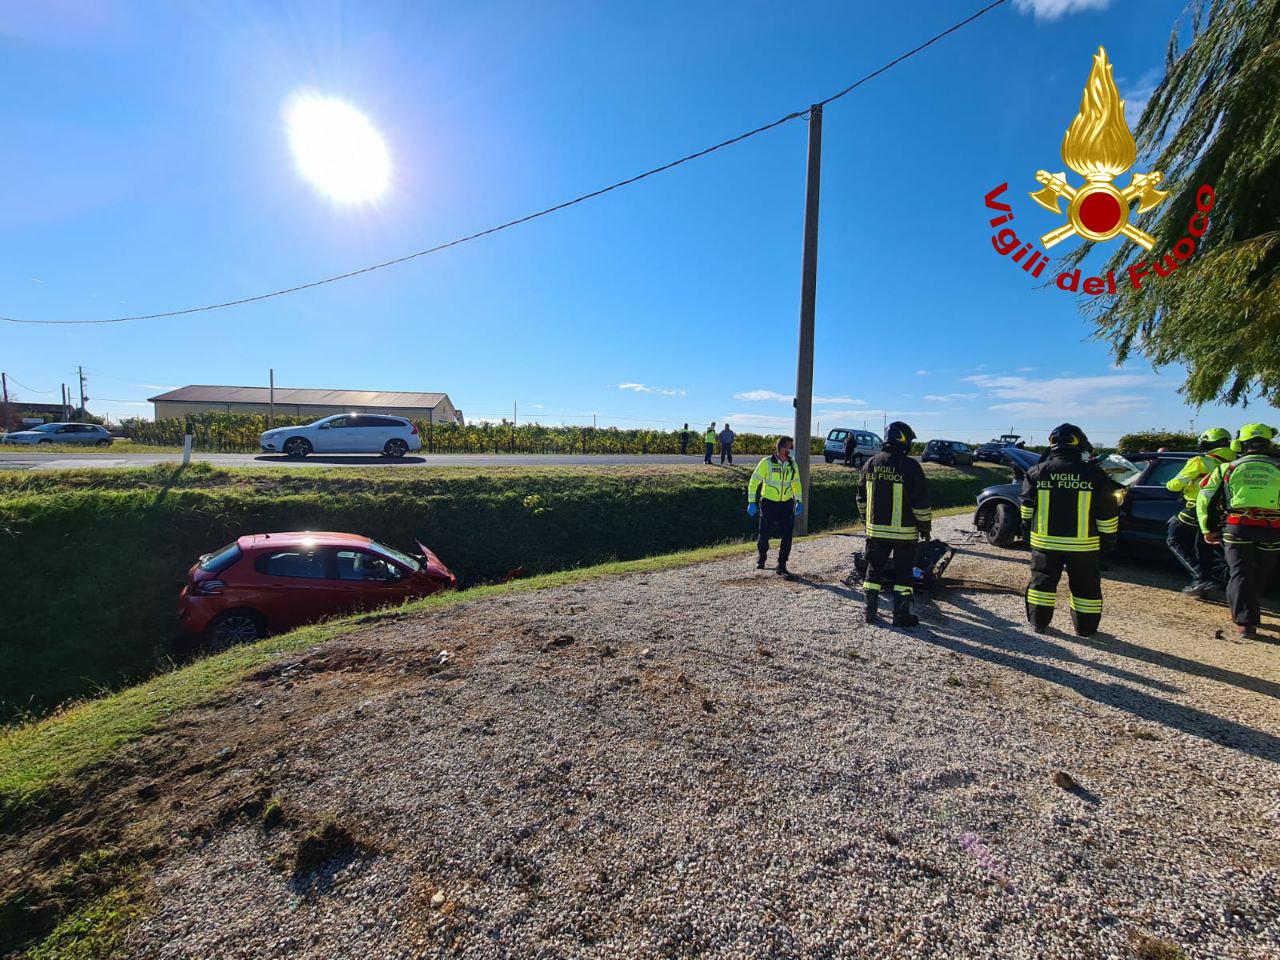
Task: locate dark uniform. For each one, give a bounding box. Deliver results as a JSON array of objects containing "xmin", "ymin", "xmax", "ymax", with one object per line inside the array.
[
  {"xmin": 1197, "ymin": 424, "xmax": 1280, "ymax": 637},
  {"xmin": 1018, "ymin": 424, "xmax": 1119, "ymax": 636},
  {"xmin": 857, "ymin": 421, "xmax": 931, "ymax": 627}
]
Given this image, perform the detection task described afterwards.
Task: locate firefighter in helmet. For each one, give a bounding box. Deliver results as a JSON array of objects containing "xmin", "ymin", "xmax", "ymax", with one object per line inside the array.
[
  {"xmin": 1019, "ymin": 424, "xmax": 1121, "ymax": 636},
  {"xmin": 1165, "ymin": 427, "xmax": 1233, "ymax": 596},
  {"xmin": 1197, "ymin": 423, "xmax": 1280, "ymax": 638},
  {"xmin": 856, "ymin": 421, "xmax": 931, "ymax": 628}
]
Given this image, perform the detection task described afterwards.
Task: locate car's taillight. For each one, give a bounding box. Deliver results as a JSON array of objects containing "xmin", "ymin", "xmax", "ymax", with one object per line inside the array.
[
  {"xmin": 410, "ymin": 422, "xmax": 419, "ymax": 435},
  {"xmin": 197, "ymin": 579, "xmax": 227, "ymax": 595}
]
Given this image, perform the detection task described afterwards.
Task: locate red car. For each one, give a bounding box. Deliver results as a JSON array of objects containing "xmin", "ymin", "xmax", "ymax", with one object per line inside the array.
[{"xmin": 177, "ymin": 531, "xmax": 457, "ymax": 648}]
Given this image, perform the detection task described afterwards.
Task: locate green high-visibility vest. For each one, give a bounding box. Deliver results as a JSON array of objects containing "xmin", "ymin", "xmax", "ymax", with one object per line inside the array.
[{"xmin": 705, "ymin": 430, "xmax": 716, "ymax": 443}]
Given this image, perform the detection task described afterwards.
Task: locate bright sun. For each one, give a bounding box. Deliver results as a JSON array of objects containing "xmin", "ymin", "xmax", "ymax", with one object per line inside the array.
[{"xmin": 284, "ymin": 92, "xmax": 391, "ymax": 204}]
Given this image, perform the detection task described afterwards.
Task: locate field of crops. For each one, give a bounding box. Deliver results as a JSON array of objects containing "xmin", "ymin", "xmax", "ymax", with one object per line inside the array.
[
  {"xmin": 118, "ymin": 413, "xmax": 825, "ymax": 455},
  {"xmin": 0, "ymin": 460, "xmax": 1008, "ymax": 719}
]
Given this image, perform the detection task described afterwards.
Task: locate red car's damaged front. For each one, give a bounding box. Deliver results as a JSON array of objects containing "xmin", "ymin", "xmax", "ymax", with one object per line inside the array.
[{"xmin": 177, "ymin": 531, "xmax": 457, "ymax": 648}]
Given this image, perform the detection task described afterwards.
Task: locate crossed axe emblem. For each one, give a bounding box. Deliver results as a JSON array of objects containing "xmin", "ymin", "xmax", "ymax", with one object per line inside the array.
[{"xmin": 1030, "ymin": 170, "xmax": 1168, "ymax": 251}]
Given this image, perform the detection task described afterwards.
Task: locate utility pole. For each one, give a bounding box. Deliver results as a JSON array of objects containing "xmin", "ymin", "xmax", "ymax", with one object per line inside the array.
[
  {"xmin": 1, "ymin": 372, "xmax": 8, "ymax": 431},
  {"xmin": 792, "ymin": 103, "xmax": 823, "ymax": 536},
  {"xmin": 62, "ymin": 384, "xmax": 70, "ymax": 421},
  {"xmin": 269, "ymin": 369, "xmax": 275, "ymax": 427},
  {"xmin": 511, "ymin": 401, "xmax": 517, "ymax": 453},
  {"xmin": 77, "ymin": 366, "xmax": 88, "ymax": 420}
]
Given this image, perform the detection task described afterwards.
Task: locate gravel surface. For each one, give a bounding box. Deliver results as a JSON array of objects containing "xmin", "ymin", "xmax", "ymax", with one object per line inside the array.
[{"xmin": 129, "ymin": 516, "xmax": 1279, "ymax": 959}]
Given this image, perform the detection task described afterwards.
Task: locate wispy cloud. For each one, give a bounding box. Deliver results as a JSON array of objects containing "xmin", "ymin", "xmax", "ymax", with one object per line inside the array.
[
  {"xmin": 915, "ymin": 370, "xmax": 930, "ymax": 377},
  {"xmin": 963, "ymin": 373, "xmax": 1156, "ymax": 419},
  {"xmin": 1120, "ymin": 67, "xmax": 1161, "ymax": 126},
  {"xmin": 733, "ymin": 389, "xmax": 791, "ymax": 403},
  {"xmin": 618, "ymin": 382, "xmax": 686, "ymax": 397},
  {"xmin": 923, "ymin": 393, "xmax": 979, "ymax": 403},
  {"xmin": 814, "ymin": 395, "xmax": 865, "ymax": 406},
  {"xmin": 1013, "ymin": 0, "xmax": 1111, "ymax": 21}
]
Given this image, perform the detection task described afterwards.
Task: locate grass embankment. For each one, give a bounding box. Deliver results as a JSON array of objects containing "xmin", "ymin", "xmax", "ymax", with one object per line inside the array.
[
  {"xmin": 0, "ymin": 461, "xmax": 1006, "ymax": 721},
  {"xmin": 0, "ymin": 442, "xmax": 184, "ymax": 455}
]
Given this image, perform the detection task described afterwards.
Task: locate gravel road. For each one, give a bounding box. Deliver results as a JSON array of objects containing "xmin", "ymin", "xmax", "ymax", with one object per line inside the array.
[{"xmin": 128, "ymin": 516, "xmax": 1279, "ymax": 959}]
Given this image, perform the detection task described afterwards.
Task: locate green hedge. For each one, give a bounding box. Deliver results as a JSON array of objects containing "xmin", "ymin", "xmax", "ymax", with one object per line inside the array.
[
  {"xmin": 119, "ymin": 413, "xmax": 826, "ymax": 455},
  {"xmin": 1117, "ymin": 430, "xmax": 1199, "ymax": 454},
  {"xmin": 0, "ymin": 462, "xmax": 1007, "ymax": 719}
]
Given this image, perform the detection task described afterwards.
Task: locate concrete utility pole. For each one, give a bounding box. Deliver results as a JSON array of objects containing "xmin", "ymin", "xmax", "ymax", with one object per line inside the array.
[
  {"xmin": 1, "ymin": 372, "xmax": 9, "ymax": 430},
  {"xmin": 77, "ymin": 366, "xmax": 88, "ymax": 419},
  {"xmin": 792, "ymin": 103, "xmax": 823, "ymax": 536},
  {"xmin": 61, "ymin": 384, "xmax": 70, "ymax": 421},
  {"xmin": 269, "ymin": 369, "xmax": 275, "ymax": 427}
]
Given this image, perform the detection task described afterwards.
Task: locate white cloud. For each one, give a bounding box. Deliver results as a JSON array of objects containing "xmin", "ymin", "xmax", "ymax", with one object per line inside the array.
[
  {"xmin": 733, "ymin": 389, "xmax": 791, "ymax": 403},
  {"xmin": 724, "ymin": 412, "xmax": 794, "ymax": 430},
  {"xmin": 963, "ymin": 373, "xmax": 1156, "ymax": 419},
  {"xmin": 1013, "ymin": 0, "xmax": 1111, "ymax": 21},
  {"xmin": 915, "ymin": 370, "xmax": 930, "ymax": 376},
  {"xmin": 923, "ymin": 393, "xmax": 979, "ymax": 403},
  {"xmin": 618, "ymin": 382, "xmax": 686, "ymax": 397},
  {"xmin": 813, "ymin": 395, "xmax": 866, "ymax": 406},
  {"xmin": 1120, "ymin": 68, "xmax": 1161, "ymax": 126}
]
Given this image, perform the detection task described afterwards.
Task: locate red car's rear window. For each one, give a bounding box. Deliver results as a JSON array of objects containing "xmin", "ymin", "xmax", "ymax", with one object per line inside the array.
[{"xmin": 199, "ymin": 542, "xmax": 242, "ymax": 573}]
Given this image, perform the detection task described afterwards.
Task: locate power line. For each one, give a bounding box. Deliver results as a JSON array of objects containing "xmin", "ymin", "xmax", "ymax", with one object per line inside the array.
[
  {"xmin": 5, "ymin": 377, "xmax": 57, "ymax": 395},
  {"xmin": 2, "ymin": 0, "xmax": 1007, "ymax": 327}
]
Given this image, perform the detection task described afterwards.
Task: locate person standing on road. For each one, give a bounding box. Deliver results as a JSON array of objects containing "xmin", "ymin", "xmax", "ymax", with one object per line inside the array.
[
  {"xmin": 718, "ymin": 423, "xmax": 736, "ymax": 465},
  {"xmin": 680, "ymin": 424, "xmax": 691, "ymax": 456},
  {"xmin": 1019, "ymin": 424, "xmax": 1120, "ymax": 637},
  {"xmin": 748, "ymin": 436, "xmax": 803, "ymax": 580},
  {"xmin": 1166, "ymin": 427, "xmax": 1233, "ymax": 596},
  {"xmin": 704, "ymin": 423, "xmax": 717, "ymax": 465},
  {"xmin": 856, "ymin": 421, "xmax": 931, "ymax": 628},
  {"xmin": 1197, "ymin": 423, "xmax": 1280, "ymax": 639}
]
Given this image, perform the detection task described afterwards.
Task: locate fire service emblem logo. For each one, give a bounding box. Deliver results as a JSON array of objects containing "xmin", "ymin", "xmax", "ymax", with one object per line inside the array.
[
  {"xmin": 1029, "ymin": 47, "xmax": 1166, "ymax": 251},
  {"xmin": 984, "ymin": 46, "xmax": 1215, "ymax": 296}
]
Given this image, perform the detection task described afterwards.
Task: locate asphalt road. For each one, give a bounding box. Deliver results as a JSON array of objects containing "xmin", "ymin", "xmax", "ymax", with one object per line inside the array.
[{"xmin": 0, "ymin": 451, "xmax": 799, "ymax": 472}]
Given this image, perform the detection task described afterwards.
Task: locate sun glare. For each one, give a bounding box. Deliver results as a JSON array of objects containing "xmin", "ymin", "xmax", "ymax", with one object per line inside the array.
[{"xmin": 284, "ymin": 92, "xmax": 391, "ymax": 204}]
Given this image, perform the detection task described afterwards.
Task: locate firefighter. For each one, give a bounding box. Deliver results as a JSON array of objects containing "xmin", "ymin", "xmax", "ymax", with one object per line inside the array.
[
  {"xmin": 1019, "ymin": 424, "xmax": 1120, "ymax": 636},
  {"xmin": 704, "ymin": 423, "xmax": 717, "ymax": 465},
  {"xmin": 1166, "ymin": 427, "xmax": 1233, "ymax": 596},
  {"xmin": 747, "ymin": 435, "xmax": 803, "ymax": 579},
  {"xmin": 1197, "ymin": 423, "xmax": 1280, "ymax": 638},
  {"xmin": 856, "ymin": 421, "xmax": 931, "ymax": 628}
]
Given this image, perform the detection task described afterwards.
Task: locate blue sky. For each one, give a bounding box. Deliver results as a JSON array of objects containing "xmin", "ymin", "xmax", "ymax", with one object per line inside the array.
[{"xmin": 1, "ymin": 0, "xmax": 1269, "ymax": 444}]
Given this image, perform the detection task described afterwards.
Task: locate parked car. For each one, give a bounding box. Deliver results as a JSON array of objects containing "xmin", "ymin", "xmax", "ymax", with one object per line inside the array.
[
  {"xmin": 260, "ymin": 414, "xmax": 422, "ymax": 458},
  {"xmin": 922, "ymin": 439, "xmax": 975, "ymax": 466},
  {"xmin": 974, "ymin": 434, "xmax": 1024, "ymax": 463},
  {"xmin": 824, "ymin": 428, "xmax": 883, "ymax": 467},
  {"xmin": 972, "ymin": 447, "xmax": 1185, "ymax": 550},
  {"xmin": 177, "ymin": 531, "xmax": 457, "ymax": 647},
  {"xmin": 0, "ymin": 422, "xmax": 113, "ymax": 446}
]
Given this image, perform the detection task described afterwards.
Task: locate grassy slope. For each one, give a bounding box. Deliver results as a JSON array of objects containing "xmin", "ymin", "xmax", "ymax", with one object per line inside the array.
[{"xmin": 0, "ymin": 462, "xmax": 1006, "ymax": 719}]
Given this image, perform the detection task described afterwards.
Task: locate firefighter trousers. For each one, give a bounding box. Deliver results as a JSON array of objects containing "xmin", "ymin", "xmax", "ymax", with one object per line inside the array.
[
  {"xmin": 1223, "ymin": 539, "xmax": 1280, "ymax": 627},
  {"xmin": 1025, "ymin": 549, "xmax": 1102, "ymax": 636},
  {"xmin": 864, "ymin": 538, "xmax": 916, "ymax": 608},
  {"xmin": 757, "ymin": 499, "xmax": 795, "ymax": 569}
]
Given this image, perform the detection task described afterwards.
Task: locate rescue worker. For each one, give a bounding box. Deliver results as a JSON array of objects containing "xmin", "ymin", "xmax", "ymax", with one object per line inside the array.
[
  {"xmin": 1197, "ymin": 423, "xmax": 1280, "ymax": 638},
  {"xmin": 856, "ymin": 421, "xmax": 931, "ymax": 628},
  {"xmin": 680, "ymin": 424, "xmax": 691, "ymax": 456},
  {"xmin": 747, "ymin": 436, "xmax": 804, "ymax": 579},
  {"xmin": 718, "ymin": 423, "xmax": 736, "ymax": 465},
  {"xmin": 1019, "ymin": 424, "xmax": 1120, "ymax": 637},
  {"xmin": 704, "ymin": 423, "xmax": 717, "ymax": 465},
  {"xmin": 1166, "ymin": 427, "xmax": 1233, "ymax": 596}
]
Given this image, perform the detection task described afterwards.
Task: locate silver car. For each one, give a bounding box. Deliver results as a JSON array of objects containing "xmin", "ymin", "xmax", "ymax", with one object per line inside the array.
[
  {"xmin": 1, "ymin": 422, "xmax": 113, "ymax": 446},
  {"xmin": 823, "ymin": 428, "xmax": 883, "ymax": 467}
]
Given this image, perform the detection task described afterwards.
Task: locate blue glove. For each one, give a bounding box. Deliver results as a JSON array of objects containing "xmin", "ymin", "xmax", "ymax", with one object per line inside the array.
[
  {"xmin": 747, "ymin": 502, "xmax": 758, "ymax": 518},
  {"xmin": 794, "ymin": 502, "xmax": 804, "ymax": 517}
]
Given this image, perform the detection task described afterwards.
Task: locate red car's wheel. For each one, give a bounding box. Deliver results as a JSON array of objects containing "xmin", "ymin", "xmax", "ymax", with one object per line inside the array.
[{"xmin": 205, "ymin": 610, "xmax": 265, "ymax": 651}]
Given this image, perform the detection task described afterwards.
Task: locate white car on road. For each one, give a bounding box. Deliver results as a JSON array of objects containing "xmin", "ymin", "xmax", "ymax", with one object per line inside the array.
[{"xmin": 260, "ymin": 414, "xmax": 422, "ymax": 458}]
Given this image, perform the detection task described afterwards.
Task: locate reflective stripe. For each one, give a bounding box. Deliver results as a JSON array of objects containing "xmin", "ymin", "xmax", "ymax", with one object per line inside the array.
[
  {"xmin": 1026, "ymin": 588, "xmax": 1056, "ymax": 606},
  {"xmin": 1077, "ymin": 491, "xmax": 1092, "ymax": 541},
  {"xmin": 1037, "ymin": 489, "xmax": 1050, "ymax": 537},
  {"xmin": 913, "ymin": 507, "xmax": 933, "ymax": 521},
  {"xmin": 1069, "ymin": 596, "xmax": 1103, "ymax": 612},
  {"xmin": 863, "ymin": 581, "xmax": 881, "ymax": 591},
  {"xmin": 891, "ymin": 483, "xmax": 903, "ymax": 529},
  {"xmin": 1030, "ymin": 533, "xmax": 1099, "ymax": 552},
  {"xmin": 1097, "ymin": 517, "xmax": 1119, "ymax": 533},
  {"xmin": 893, "ymin": 584, "xmax": 913, "ymax": 594},
  {"xmin": 865, "ymin": 524, "xmax": 918, "ymax": 541},
  {"xmin": 1019, "ymin": 504, "xmax": 1035, "ymax": 520}
]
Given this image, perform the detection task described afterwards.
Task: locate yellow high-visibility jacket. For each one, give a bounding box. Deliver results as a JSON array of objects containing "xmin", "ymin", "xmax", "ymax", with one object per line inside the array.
[
  {"xmin": 704, "ymin": 430, "xmax": 716, "ymax": 444},
  {"xmin": 1167, "ymin": 448, "xmax": 1232, "ymax": 514},
  {"xmin": 748, "ymin": 456, "xmax": 802, "ymax": 503}
]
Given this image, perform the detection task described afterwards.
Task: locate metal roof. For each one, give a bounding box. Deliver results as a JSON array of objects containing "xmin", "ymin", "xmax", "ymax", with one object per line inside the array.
[{"xmin": 149, "ymin": 385, "xmax": 449, "ymax": 409}]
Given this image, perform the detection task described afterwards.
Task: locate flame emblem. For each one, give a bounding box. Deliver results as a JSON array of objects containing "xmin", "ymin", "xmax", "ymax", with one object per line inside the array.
[{"xmin": 1030, "ymin": 47, "xmax": 1167, "ymax": 250}]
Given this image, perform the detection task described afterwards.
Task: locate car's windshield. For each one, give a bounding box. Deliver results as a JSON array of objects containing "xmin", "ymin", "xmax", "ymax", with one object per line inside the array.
[
  {"xmin": 31, "ymin": 423, "xmax": 61, "ymax": 432},
  {"xmin": 367, "ymin": 539, "xmax": 421, "ymax": 572}
]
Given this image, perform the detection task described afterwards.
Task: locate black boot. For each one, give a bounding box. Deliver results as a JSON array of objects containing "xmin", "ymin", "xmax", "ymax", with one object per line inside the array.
[
  {"xmin": 864, "ymin": 589, "xmax": 879, "ymax": 623},
  {"xmin": 756, "ymin": 554, "xmax": 766, "ymax": 570},
  {"xmin": 892, "ymin": 592, "xmax": 919, "ymax": 629},
  {"xmin": 776, "ymin": 565, "xmax": 795, "ymax": 581}
]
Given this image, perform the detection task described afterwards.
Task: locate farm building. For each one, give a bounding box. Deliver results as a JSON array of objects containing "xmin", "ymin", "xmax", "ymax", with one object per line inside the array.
[{"xmin": 148, "ymin": 385, "xmax": 464, "ymax": 425}]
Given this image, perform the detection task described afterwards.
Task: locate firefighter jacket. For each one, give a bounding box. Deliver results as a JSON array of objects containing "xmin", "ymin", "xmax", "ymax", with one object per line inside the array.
[
  {"xmin": 856, "ymin": 450, "xmax": 931, "ymax": 541},
  {"xmin": 1167, "ymin": 448, "xmax": 1233, "ymax": 513},
  {"xmin": 1018, "ymin": 453, "xmax": 1120, "ymax": 553},
  {"xmin": 1197, "ymin": 454, "xmax": 1280, "ymax": 543},
  {"xmin": 748, "ymin": 455, "xmax": 802, "ymax": 504}
]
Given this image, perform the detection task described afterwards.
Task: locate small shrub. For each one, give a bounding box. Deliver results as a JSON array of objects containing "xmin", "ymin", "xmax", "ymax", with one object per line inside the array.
[
  {"xmin": 292, "ymin": 819, "xmax": 357, "ymax": 880},
  {"xmin": 1130, "ymin": 933, "xmax": 1188, "ymax": 960}
]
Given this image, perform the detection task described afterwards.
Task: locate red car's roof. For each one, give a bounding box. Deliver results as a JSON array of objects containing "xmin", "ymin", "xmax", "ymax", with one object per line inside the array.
[{"xmin": 239, "ymin": 531, "xmax": 373, "ymax": 550}]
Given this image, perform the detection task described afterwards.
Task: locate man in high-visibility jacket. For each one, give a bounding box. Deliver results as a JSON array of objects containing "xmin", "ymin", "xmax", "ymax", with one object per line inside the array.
[
  {"xmin": 1197, "ymin": 423, "xmax": 1280, "ymax": 638},
  {"xmin": 704, "ymin": 423, "xmax": 717, "ymax": 465},
  {"xmin": 1166, "ymin": 427, "xmax": 1233, "ymax": 596},
  {"xmin": 1019, "ymin": 423, "xmax": 1121, "ymax": 637},
  {"xmin": 747, "ymin": 435, "xmax": 804, "ymax": 579},
  {"xmin": 856, "ymin": 421, "xmax": 931, "ymax": 628}
]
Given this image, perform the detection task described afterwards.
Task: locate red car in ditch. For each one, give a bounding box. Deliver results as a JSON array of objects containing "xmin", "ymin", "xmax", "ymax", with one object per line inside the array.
[{"xmin": 177, "ymin": 531, "xmax": 457, "ymax": 648}]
